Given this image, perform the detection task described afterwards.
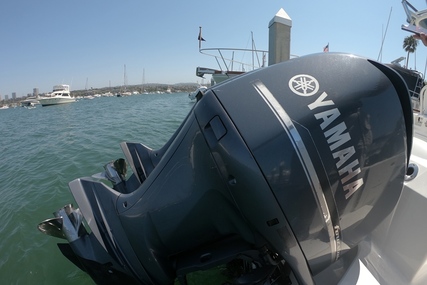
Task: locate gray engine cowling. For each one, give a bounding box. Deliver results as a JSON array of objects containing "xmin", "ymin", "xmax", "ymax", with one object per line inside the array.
[{"xmin": 40, "ymin": 53, "xmax": 412, "ymax": 285}]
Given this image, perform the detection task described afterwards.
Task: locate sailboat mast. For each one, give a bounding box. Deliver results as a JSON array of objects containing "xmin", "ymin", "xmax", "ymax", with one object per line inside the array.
[
  {"xmin": 377, "ymin": 7, "xmax": 392, "ymax": 62},
  {"xmin": 124, "ymin": 64, "xmax": 128, "ymax": 91},
  {"xmin": 142, "ymin": 68, "xmax": 145, "ymax": 92},
  {"xmin": 252, "ymin": 31, "xmax": 254, "ymax": 71}
]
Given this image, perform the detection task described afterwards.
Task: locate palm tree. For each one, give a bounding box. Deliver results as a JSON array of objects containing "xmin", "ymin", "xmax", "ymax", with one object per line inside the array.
[{"xmin": 403, "ymin": 35, "xmax": 418, "ymax": 68}]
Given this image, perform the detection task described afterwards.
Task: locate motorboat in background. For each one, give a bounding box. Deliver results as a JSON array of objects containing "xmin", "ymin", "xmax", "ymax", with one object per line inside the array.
[
  {"xmin": 38, "ymin": 84, "xmax": 75, "ymax": 107},
  {"xmin": 196, "ymin": 27, "xmax": 269, "ymax": 87},
  {"xmin": 188, "ymin": 85, "xmax": 207, "ymax": 101},
  {"xmin": 20, "ymin": 98, "xmax": 40, "ymax": 107},
  {"xmin": 190, "ymin": 28, "xmax": 269, "ymax": 101},
  {"xmin": 196, "ymin": 67, "xmax": 247, "ymax": 86}
]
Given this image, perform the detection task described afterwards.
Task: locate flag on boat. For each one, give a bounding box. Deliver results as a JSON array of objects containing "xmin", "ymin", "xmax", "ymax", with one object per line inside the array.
[
  {"xmin": 198, "ymin": 27, "xmax": 205, "ymax": 41},
  {"xmin": 323, "ymin": 43, "xmax": 329, "ymax": 52},
  {"xmin": 198, "ymin": 27, "xmax": 205, "ymax": 50}
]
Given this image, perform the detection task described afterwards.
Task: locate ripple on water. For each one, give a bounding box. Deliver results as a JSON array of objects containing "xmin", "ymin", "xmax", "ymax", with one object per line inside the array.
[{"xmin": 0, "ymin": 93, "xmax": 193, "ymax": 284}]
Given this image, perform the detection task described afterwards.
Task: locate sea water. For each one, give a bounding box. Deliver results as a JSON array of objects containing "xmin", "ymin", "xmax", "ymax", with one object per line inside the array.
[{"xmin": 0, "ymin": 93, "xmax": 194, "ymax": 284}]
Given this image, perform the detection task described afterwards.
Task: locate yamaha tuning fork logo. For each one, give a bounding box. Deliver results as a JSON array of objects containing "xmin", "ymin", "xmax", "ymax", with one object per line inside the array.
[
  {"xmin": 287, "ymin": 73, "xmax": 364, "ymax": 200},
  {"xmin": 288, "ymin": 74, "xmax": 319, "ymax": 97},
  {"xmin": 254, "ymin": 74, "xmax": 364, "ymax": 200}
]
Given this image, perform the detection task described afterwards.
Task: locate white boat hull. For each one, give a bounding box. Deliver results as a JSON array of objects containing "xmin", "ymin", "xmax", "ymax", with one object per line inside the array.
[
  {"xmin": 39, "ymin": 84, "xmax": 75, "ymax": 106},
  {"xmin": 39, "ymin": 97, "xmax": 76, "ymax": 106}
]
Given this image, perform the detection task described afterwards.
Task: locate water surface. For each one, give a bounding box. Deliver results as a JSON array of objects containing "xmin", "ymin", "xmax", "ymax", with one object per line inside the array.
[{"xmin": 0, "ymin": 93, "xmax": 194, "ymax": 284}]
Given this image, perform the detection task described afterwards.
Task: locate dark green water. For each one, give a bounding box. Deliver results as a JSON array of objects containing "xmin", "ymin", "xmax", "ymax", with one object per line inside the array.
[{"xmin": 0, "ymin": 93, "xmax": 194, "ymax": 284}]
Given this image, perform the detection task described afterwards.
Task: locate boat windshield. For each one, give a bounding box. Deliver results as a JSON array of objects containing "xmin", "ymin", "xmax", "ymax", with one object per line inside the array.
[{"xmin": 402, "ymin": 0, "xmax": 427, "ymax": 28}]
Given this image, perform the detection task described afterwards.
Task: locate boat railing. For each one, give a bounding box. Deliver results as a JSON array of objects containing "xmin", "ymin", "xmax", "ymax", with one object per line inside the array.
[
  {"xmin": 199, "ymin": 46, "xmax": 268, "ymax": 74},
  {"xmin": 52, "ymin": 85, "xmax": 70, "ymax": 92},
  {"xmin": 409, "ymin": 70, "xmax": 425, "ymax": 112},
  {"xmin": 198, "ymin": 27, "xmax": 268, "ymax": 74}
]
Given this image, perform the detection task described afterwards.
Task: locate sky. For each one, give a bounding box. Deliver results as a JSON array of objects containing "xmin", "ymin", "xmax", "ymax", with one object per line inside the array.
[{"xmin": 1, "ymin": 0, "xmax": 427, "ymax": 97}]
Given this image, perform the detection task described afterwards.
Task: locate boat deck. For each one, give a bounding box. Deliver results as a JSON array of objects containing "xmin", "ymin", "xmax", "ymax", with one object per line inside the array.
[{"xmin": 327, "ymin": 135, "xmax": 427, "ymax": 284}]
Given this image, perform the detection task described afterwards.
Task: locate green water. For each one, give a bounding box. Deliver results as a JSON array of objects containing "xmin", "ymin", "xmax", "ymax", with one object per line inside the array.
[{"xmin": 0, "ymin": 93, "xmax": 194, "ymax": 284}]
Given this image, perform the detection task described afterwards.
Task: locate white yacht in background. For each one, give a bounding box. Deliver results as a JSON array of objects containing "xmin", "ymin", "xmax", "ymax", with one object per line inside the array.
[{"xmin": 38, "ymin": 84, "xmax": 76, "ymax": 106}]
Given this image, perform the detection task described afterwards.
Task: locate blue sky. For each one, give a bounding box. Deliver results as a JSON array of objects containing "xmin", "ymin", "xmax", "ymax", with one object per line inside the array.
[{"xmin": 1, "ymin": 0, "xmax": 426, "ymax": 96}]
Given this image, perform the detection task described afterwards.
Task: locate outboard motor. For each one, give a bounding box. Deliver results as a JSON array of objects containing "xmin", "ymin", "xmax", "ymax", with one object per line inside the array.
[{"xmin": 38, "ymin": 53, "xmax": 413, "ymax": 285}]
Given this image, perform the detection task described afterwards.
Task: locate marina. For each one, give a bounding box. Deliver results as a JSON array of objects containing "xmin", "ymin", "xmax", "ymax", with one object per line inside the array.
[{"xmin": 3, "ymin": 1, "xmax": 427, "ymax": 284}]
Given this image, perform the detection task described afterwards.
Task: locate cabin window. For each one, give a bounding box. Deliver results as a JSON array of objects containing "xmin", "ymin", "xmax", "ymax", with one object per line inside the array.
[{"xmin": 420, "ymin": 19, "xmax": 427, "ymax": 29}]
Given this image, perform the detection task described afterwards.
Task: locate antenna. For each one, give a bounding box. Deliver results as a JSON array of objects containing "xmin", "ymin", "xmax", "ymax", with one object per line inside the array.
[
  {"xmin": 124, "ymin": 64, "xmax": 128, "ymax": 89},
  {"xmin": 424, "ymin": 56, "xmax": 427, "ymax": 80},
  {"xmin": 378, "ymin": 7, "xmax": 392, "ymax": 62}
]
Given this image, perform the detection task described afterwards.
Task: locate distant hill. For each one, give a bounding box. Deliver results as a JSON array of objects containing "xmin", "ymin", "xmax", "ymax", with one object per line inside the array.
[{"xmin": 70, "ymin": 83, "xmax": 207, "ymax": 97}]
